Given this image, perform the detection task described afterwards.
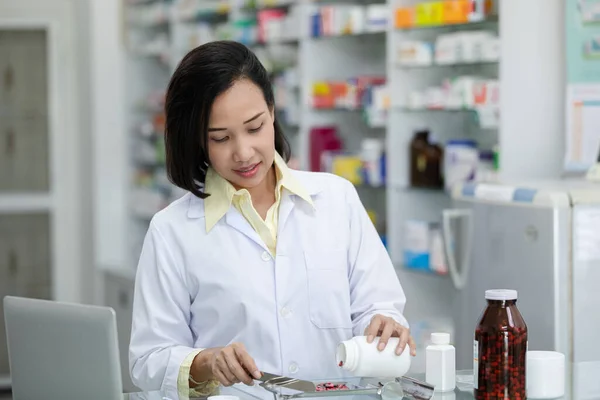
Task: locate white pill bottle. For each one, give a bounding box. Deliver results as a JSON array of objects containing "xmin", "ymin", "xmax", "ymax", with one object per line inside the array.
[{"xmin": 336, "ymin": 336, "xmax": 412, "ymax": 378}]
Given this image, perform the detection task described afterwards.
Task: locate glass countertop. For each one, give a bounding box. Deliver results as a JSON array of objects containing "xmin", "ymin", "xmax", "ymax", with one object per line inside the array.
[
  {"xmin": 124, "ymin": 377, "xmax": 473, "ymax": 400},
  {"xmin": 124, "ymin": 373, "xmax": 568, "ymax": 400}
]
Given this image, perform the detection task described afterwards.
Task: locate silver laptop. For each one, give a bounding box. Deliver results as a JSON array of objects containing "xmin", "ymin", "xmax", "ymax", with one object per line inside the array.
[{"xmin": 3, "ymin": 296, "xmax": 123, "ymax": 400}]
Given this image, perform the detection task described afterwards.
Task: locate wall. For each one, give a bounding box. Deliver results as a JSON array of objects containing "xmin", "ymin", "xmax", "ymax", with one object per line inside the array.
[
  {"xmin": 90, "ymin": 0, "xmax": 129, "ymax": 279},
  {"xmin": 499, "ymin": 0, "xmax": 566, "ymax": 181},
  {"xmin": 75, "ymin": 0, "xmax": 96, "ymax": 303}
]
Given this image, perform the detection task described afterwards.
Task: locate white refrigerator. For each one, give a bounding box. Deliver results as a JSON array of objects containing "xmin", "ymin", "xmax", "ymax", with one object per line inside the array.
[{"xmin": 441, "ymin": 180, "xmax": 600, "ymax": 400}]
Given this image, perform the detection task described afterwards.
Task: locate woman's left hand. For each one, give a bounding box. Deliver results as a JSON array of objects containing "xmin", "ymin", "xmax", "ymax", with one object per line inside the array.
[{"xmin": 364, "ymin": 314, "xmax": 417, "ymax": 356}]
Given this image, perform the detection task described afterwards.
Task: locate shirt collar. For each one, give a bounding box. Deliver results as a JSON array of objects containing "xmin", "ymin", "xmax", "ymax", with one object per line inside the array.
[
  {"xmin": 273, "ymin": 152, "xmax": 314, "ymax": 207},
  {"xmin": 203, "ymin": 152, "xmax": 314, "ymax": 233}
]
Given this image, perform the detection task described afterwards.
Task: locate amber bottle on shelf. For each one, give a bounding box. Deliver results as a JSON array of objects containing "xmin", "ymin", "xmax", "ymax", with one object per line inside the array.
[{"xmin": 409, "ymin": 130, "xmax": 444, "ymax": 189}]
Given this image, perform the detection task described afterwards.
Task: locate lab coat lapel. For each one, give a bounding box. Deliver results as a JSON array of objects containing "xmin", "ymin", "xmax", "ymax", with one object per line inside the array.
[
  {"xmin": 277, "ymin": 193, "xmax": 295, "ymax": 238},
  {"xmin": 224, "ymin": 208, "xmax": 270, "ymax": 253}
]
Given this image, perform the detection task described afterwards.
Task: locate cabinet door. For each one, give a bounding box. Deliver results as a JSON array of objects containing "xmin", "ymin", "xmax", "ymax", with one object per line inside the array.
[
  {"xmin": 0, "ymin": 213, "xmax": 51, "ymax": 375},
  {"xmin": 0, "ymin": 119, "xmax": 14, "ymax": 190},
  {"xmin": 8, "ymin": 30, "xmax": 47, "ymax": 119},
  {"xmin": 104, "ymin": 272, "xmax": 139, "ymax": 393},
  {"xmin": 0, "ymin": 31, "xmax": 15, "ymax": 116},
  {"xmin": 0, "ymin": 225, "xmax": 9, "ymax": 290},
  {"xmin": 0, "ymin": 216, "xmax": 19, "ymax": 297},
  {"xmin": 10, "ymin": 118, "xmax": 50, "ymax": 192},
  {"xmin": 0, "ymin": 213, "xmax": 51, "ymax": 297},
  {"xmin": 0, "ymin": 30, "xmax": 49, "ymax": 192},
  {"xmin": 0, "ymin": 118, "xmax": 49, "ymax": 192}
]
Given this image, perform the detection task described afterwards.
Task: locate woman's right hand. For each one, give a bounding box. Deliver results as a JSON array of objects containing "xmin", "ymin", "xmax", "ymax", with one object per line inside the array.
[{"xmin": 205, "ymin": 343, "xmax": 262, "ymax": 386}]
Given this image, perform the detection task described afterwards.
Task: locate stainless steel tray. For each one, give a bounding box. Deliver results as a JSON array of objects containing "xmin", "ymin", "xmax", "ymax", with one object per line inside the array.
[{"xmin": 258, "ymin": 377, "xmax": 434, "ymax": 400}]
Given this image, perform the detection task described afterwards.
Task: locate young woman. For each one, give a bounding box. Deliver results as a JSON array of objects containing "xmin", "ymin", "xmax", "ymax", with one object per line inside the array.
[{"xmin": 129, "ymin": 41, "xmax": 415, "ymax": 397}]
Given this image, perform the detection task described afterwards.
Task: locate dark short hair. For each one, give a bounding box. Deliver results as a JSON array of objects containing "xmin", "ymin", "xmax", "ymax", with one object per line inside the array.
[{"xmin": 164, "ymin": 40, "xmax": 291, "ymax": 199}]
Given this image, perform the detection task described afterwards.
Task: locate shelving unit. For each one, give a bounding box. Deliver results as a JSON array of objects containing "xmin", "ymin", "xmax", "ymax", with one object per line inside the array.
[
  {"xmin": 387, "ymin": 9, "xmax": 500, "ymax": 258},
  {"xmin": 386, "ymin": 1, "xmax": 501, "ymax": 371}
]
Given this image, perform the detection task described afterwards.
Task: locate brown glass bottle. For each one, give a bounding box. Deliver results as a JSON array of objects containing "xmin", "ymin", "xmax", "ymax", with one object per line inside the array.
[
  {"xmin": 410, "ymin": 130, "xmax": 429, "ymax": 187},
  {"xmin": 410, "ymin": 130, "xmax": 443, "ymax": 188},
  {"xmin": 474, "ymin": 289, "xmax": 527, "ymax": 400},
  {"xmin": 423, "ymin": 141, "xmax": 444, "ymax": 188}
]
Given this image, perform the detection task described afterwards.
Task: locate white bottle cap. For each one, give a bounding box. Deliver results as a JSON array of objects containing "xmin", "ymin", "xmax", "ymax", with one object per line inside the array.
[
  {"xmin": 485, "ymin": 289, "xmax": 518, "ymax": 301},
  {"xmin": 431, "ymin": 333, "xmax": 450, "ymax": 345}
]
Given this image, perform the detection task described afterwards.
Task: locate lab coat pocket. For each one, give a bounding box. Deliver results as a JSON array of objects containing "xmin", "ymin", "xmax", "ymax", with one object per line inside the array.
[{"xmin": 304, "ymin": 249, "xmax": 352, "ymax": 329}]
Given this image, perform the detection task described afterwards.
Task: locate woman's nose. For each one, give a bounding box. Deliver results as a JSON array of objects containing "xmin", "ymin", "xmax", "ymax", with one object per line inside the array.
[{"xmin": 232, "ymin": 138, "xmax": 254, "ymax": 162}]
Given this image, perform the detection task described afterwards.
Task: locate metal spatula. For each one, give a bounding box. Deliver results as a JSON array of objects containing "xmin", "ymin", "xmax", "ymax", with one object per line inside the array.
[{"xmin": 256, "ymin": 372, "xmax": 318, "ymax": 392}]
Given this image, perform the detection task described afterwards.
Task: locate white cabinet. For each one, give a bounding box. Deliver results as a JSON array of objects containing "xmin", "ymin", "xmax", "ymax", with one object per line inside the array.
[
  {"xmin": 0, "ymin": 0, "xmax": 94, "ymax": 388},
  {"xmin": 104, "ymin": 270, "xmax": 139, "ymax": 393}
]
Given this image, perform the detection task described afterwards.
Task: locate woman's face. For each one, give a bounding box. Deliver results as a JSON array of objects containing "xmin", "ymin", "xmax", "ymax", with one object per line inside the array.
[{"xmin": 207, "ymin": 79, "xmax": 276, "ymax": 190}]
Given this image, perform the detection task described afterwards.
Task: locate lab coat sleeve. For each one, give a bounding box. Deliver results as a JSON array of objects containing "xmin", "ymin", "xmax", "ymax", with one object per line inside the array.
[
  {"xmin": 129, "ymin": 221, "xmax": 199, "ymax": 392},
  {"xmin": 344, "ymin": 180, "xmax": 409, "ymax": 337}
]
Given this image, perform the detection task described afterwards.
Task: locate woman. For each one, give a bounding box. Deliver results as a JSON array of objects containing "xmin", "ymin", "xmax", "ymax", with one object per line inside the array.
[{"xmin": 129, "ymin": 41, "xmax": 416, "ymax": 398}]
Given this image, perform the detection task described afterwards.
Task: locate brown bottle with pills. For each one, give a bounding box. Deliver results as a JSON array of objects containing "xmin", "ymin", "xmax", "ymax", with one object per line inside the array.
[{"xmin": 474, "ymin": 289, "xmax": 528, "ymax": 400}]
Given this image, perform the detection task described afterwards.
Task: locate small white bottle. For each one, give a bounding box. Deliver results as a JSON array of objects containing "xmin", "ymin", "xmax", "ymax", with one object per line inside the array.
[
  {"xmin": 336, "ymin": 336, "xmax": 411, "ymax": 377},
  {"xmin": 425, "ymin": 333, "xmax": 456, "ymax": 392}
]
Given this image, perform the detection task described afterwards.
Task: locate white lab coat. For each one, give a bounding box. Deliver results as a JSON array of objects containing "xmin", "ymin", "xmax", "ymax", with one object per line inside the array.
[{"xmin": 129, "ymin": 171, "xmax": 408, "ymax": 393}]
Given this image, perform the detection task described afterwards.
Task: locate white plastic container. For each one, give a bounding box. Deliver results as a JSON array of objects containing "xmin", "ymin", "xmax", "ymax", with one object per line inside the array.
[
  {"xmin": 425, "ymin": 333, "xmax": 456, "ymax": 392},
  {"xmin": 526, "ymin": 351, "xmax": 565, "ymax": 399},
  {"xmin": 397, "ymin": 40, "xmax": 433, "ymax": 67},
  {"xmin": 443, "ymin": 139, "xmax": 478, "ymax": 191},
  {"xmin": 360, "ymin": 138, "xmax": 384, "ymax": 186},
  {"xmin": 365, "ymin": 4, "xmax": 388, "ymax": 32},
  {"xmin": 336, "ymin": 336, "xmax": 411, "ymax": 378}
]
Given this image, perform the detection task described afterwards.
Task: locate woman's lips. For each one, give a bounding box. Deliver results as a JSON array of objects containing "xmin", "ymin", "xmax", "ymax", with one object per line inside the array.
[{"xmin": 234, "ymin": 162, "xmax": 260, "ymax": 178}]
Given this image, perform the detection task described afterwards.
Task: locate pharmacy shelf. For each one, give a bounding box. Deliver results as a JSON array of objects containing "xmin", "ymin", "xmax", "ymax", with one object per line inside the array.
[
  {"xmin": 387, "ymin": 0, "xmax": 501, "ymax": 266},
  {"xmin": 0, "ymin": 194, "xmax": 52, "ymax": 214},
  {"xmin": 395, "ymin": 16, "xmax": 499, "ymax": 32},
  {"xmin": 396, "ymin": 60, "xmax": 498, "ymax": 69},
  {"xmin": 383, "ymin": 0, "xmax": 503, "ymax": 363},
  {"xmin": 310, "ymin": 29, "xmax": 386, "ymax": 40}
]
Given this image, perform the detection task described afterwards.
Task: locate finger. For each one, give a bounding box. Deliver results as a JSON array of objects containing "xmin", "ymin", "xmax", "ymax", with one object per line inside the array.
[
  {"xmin": 378, "ymin": 320, "xmax": 395, "ymax": 351},
  {"xmin": 225, "ymin": 349, "xmax": 254, "ymax": 386},
  {"xmin": 235, "ymin": 346, "xmax": 261, "ymax": 380},
  {"xmin": 217, "ymin": 354, "xmax": 238, "ymax": 384},
  {"xmin": 408, "ymin": 336, "xmax": 417, "ymax": 356},
  {"xmin": 365, "ymin": 315, "xmax": 383, "ymax": 343},
  {"xmin": 214, "ymin": 368, "xmax": 233, "ymax": 387},
  {"xmin": 395, "ymin": 328, "xmax": 410, "ymax": 355}
]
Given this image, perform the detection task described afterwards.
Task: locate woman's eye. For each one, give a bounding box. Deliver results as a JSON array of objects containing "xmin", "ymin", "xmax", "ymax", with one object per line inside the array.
[
  {"xmin": 212, "ymin": 136, "xmax": 228, "ymax": 143},
  {"xmin": 248, "ymin": 123, "xmax": 263, "ymax": 133}
]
